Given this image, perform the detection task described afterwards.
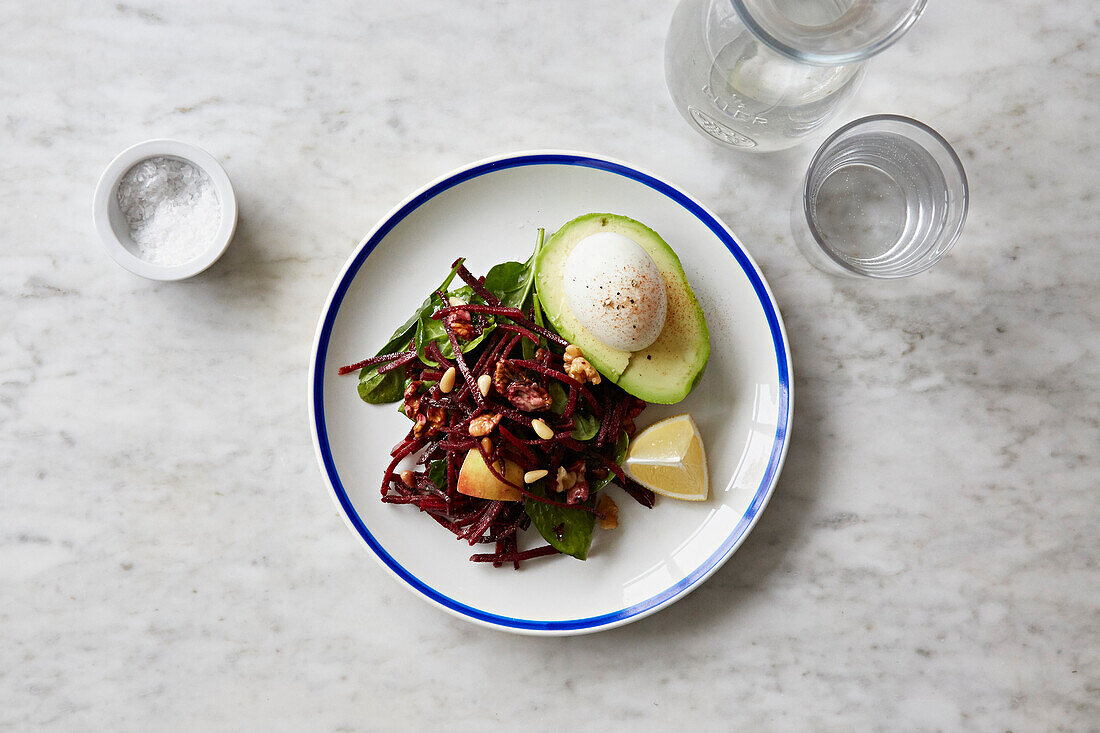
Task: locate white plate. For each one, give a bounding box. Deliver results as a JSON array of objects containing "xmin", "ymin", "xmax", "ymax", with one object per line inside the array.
[{"xmin": 309, "ymin": 152, "xmax": 792, "ymax": 635}]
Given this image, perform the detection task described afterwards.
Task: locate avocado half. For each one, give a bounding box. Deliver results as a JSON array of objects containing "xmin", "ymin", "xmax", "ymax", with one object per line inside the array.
[{"xmin": 534, "ymin": 213, "xmax": 710, "ymax": 404}]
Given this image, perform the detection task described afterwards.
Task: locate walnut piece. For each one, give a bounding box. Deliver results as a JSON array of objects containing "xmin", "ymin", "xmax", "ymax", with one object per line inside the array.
[
  {"xmin": 402, "ymin": 380, "xmax": 424, "ymax": 418},
  {"xmin": 406, "ymin": 381, "xmax": 445, "ymax": 438},
  {"xmin": 563, "ymin": 344, "xmax": 601, "ymax": 385},
  {"xmin": 554, "ymin": 466, "xmax": 578, "ymax": 493},
  {"xmin": 555, "ymin": 459, "xmax": 589, "ymax": 504},
  {"xmin": 493, "ymin": 361, "xmax": 523, "ymax": 395},
  {"xmin": 445, "ymin": 308, "xmax": 475, "ymax": 340},
  {"xmin": 413, "ymin": 406, "xmax": 446, "ymax": 438},
  {"xmin": 429, "ymin": 407, "xmax": 446, "ymax": 432},
  {"xmin": 468, "ymin": 412, "xmax": 502, "ymax": 437},
  {"xmin": 507, "ymin": 382, "xmax": 551, "ymax": 412},
  {"xmin": 597, "ymin": 495, "xmax": 619, "ymax": 530}
]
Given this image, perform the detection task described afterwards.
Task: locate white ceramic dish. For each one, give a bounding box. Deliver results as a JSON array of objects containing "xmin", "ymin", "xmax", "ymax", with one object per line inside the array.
[
  {"xmin": 309, "ymin": 151, "xmax": 792, "ymax": 635},
  {"xmin": 92, "ymin": 139, "xmax": 238, "ymax": 281}
]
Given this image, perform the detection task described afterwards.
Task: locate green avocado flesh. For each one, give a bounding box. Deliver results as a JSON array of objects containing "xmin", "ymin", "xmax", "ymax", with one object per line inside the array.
[{"xmin": 534, "ymin": 213, "xmax": 710, "ymax": 404}]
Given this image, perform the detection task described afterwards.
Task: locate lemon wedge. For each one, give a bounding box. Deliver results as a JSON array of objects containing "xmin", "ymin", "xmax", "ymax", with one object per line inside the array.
[{"xmin": 623, "ymin": 414, "xmax": 708, "ymax": 501}]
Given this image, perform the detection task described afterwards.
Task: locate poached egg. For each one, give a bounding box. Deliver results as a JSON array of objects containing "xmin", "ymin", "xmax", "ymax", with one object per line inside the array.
[{"xmin": 562, "ymin": 231, "xmax": 667, "ymax": 352}]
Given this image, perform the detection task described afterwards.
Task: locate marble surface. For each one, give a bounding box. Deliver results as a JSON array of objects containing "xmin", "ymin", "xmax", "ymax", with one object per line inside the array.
[{"xmin": 2, "ymin": 1, "xmax": 1096, "ymax": 730}]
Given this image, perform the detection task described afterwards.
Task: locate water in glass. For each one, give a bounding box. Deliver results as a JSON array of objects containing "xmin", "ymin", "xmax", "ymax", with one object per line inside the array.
[{"xmin": 793, "ymin": 115, "xmax": 969, "ymax": 279}]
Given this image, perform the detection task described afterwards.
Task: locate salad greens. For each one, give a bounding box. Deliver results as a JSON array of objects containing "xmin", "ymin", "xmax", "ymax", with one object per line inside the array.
[
  {"xmin": 427, "ymin": 459, "xmax": 448, "ymax": 492},
  {"xmin": 484, "ymin": 229, "xmax": 541, "ymax": 311},
  {"xmin": 547, "ymin": 382, "xmax": 568, "ymax": 413},
  {"xmin": 359, "ymin": 231, "xmax": 544, "ymax": 402},
  {"xmin": 348, "ymin": 228, "xmax": 651, "ymax": 567},
  {"xmin": 357, "ymin": 261, "xmax": 464, "ymax": 404},
  {"xmin": 523, "ymin": 431, "xmax": 629, "ymax": 559},
  {"xmin": 523, "ymin": 479, "xmax": 596, "ymax": 560},
  {"xmin": 414, "ymin": 291, "xmax": 495, "ymax": 367},
  {"xmin": 593, "ymin": 431, "xmax": 630, "ymax": 494},
  {"xmin": 546, "ymin": 382, "xmax": 600, "ymax": 441},
  {"xmin": 569, "ymin": 412, "xmax": 602, "ymax": 442}
]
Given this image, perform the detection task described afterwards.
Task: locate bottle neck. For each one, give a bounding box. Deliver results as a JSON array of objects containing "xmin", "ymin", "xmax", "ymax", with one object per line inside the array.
[{"xmin": 727, "ymin": 0, "xmax": 925, "ymax": 66}]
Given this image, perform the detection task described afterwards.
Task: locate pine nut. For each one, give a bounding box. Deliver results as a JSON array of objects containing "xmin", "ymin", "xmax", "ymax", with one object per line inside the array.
[
  {"xmin": 524, "ymin": 469, "xmax": 548, "ymax": 484},
  {"xmin": 400, "ymin": 470, "xmax": 415, "ymax": 488},
  {"xmin": 477, "ymin": 373, "xmax": 492, "ymax": 397},
  {"xmin": 439, "ymin": 366, "xmax": 456, "ymax": 393},
  {"xmin": 481, "ymin": 437, "xmax": 493, "ymax": 454},
  {"xmin": 531, "ymin": 418, "xmax": 554, "ymax": 440}
]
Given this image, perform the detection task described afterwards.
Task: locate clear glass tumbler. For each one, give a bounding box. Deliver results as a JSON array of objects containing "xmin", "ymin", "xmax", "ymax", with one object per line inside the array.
[
  {"xmin": 664, "ymin": 0, "xmax": 927, "ymax": 152},
  {"xmin": 791, "ymin": 114, "xmax": 969, "ymax": 278}
]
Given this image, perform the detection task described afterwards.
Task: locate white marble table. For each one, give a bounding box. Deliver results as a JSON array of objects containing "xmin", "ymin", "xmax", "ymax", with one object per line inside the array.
[{"xmin": 3, "ymin": 2, "xmax": 1096, "ymax": 730}]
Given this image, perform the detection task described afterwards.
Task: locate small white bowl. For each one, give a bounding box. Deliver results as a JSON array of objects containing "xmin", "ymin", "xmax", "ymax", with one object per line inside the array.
[{"xmin": 92, "ymin": 139, "xmax": 238, "ymax": 281}]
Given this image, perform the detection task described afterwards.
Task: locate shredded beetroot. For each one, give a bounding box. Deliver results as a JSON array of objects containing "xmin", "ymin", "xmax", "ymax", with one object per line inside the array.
[
  {"xmin": 501, "ymin": 359, "xmax": 601, "ymax": 413},
  {"xmin": 431, "ymin": 304, "xmax": 570, "ymax": 348},
  {"xmin": 338, "ymin": 350, "xmax": 409, "ymax": 375},
  {"xmin": 463, "ymin": 500, "xmax": 504, "ymax": 544},
  {"xmin": 585, "ymin": 448, "xmax": 627, "ymax": 483},
  {"xmin": 343, "ymin": 258, "xmax": 647, "ymax": 568},
  {"xmin": 451, "ymin": 260, "xmax": 502, "ymax": 307},
  {"xmin": 563, "ymin": 386, "xmax": 578, "ymax": 420},
  {"xmin": 431, "ymin": 303, "xmax": 524, "ymax": 321},
  {"xmin": 377, "ymin": 350, "xmax": 419, "ymax": 374},
  {"xmin": 621, "ymin": 477, "xmax": 657, "ymax": 509},
  {"xmin": 494, "ymin": 322, "xmax": 541, "ymax": 344},
  {"xmin": 469, "ymin": 544, "xmax": 560, "ymax": 564},
  {"xmin": 381, "ymin": 437, "xmax": 426, "ymax": 495},
  {"xmin": 497, "ymin": 425, "xmax": 539, "ymax": 465},
  {"xmin": 597, "ymin": 396, "xmax": 625, "ymax": 448},
  {"xmin": 444, "ymin": 324, "xmax": 484, "ymax": 406},
  {"xmin": 425, "ymin": 339, "xmax": 453, "ymax": 369}
]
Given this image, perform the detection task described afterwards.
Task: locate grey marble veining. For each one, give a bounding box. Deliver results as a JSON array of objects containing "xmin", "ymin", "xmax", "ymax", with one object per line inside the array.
[{"xmin": 1, "ymin": 1, "xmax": 1097, "ymax": 730}]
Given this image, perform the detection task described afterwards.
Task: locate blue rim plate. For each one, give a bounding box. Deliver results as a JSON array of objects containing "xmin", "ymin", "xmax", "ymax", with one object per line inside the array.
[{"xmin": 308, "ymin": 151, "xmax": 792, "ymax": 635}]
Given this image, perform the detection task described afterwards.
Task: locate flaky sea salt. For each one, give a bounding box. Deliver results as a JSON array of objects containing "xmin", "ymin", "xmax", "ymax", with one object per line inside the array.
[{"xmin": 116, "ymin": 156, "xmax": 221, "ymax": 266}]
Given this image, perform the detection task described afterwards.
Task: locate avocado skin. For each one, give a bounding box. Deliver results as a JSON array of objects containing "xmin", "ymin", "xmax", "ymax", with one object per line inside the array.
[{"xmin": 535, "ymin": 213, "xmax": 710, "ymax": 404}]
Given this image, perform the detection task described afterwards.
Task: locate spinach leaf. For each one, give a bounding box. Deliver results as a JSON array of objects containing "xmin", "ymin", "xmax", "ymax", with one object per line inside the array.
[
  {"xmin": 459, "ymin": 324, "xmax": 496, "ymax": 353},
  {"xmin": 520, "ymin": 228, "xmax": 544, "ymax": 311},
  {"xmin": 570, "ymin": 411, "xmax": 601, "ymax": 441},
  {"xmin": 358, "ymin": 330, "xmax": 413, "ymax": 402},
  {"xmin": 414, "ymin": 293, "xmax": 451, "ymax": 364},
  {"xmin": 521, "ymin": 290, "xmax": 551, "ymax": 361},
  {"xmin": 522, "ymin": 232, "xmax": 547, "ymax": 360},
  {"xmin": 547, "ymin": 382, "xmax": 568, "ymax": 414},
  {"xmin": 484, "ymin": 261, "xmax": 528, "ymax": 299},
  {"xmin": 513, "ymin": 229, "xmax": 543, "ymax": 310},
  {"xmin": 391, "ymin": 259, "xmax": 466, "ymax": 347},
  {"xmin": 415, "ymin": 290, "xmax": 497, "ymax": 367},
  {"xmin": 523, "ymin": 479, "xmax": 596, "ymax": 561},
  {"xmin": 358, "ymin": 367, "xmax": 405, "ymax": 404},
  {"xmin": 485, "ymin": 228, "xmax": 543, "ymax": 310},
  {"xmin": 356, "ymin": 260, "xmax": 465, "ymax": 404},
  {"xmin": 357, "ymin": 307, "xmax": 427, "ymax": 403},
  {"xmin": 546, "ymin": 385, "xmax": 601, "ymax": 441},
  {"xmin": 488, "ymin": 265, "xmax": 530, "ymax": 308},
  {"xmin": 449, "ymin": 285, "xmax": 477, "ymax": 303},
  {"xmin": 531, "ymin": 280, "xmax": 546, "ymax": 329},
  {"xmin": 591, "ymin": 431, "xmax": 630, "ymax": 494},
  {"xmin": 421, "ymin": 230, "xmax": 542, "ymax": 366},
  {"xmin": 427, "ymin": 459, "xmax": 448, "ymax": 491},
  {"xmin": 614, "ymin": 429, "xmax": 630, "ymax": 463}
]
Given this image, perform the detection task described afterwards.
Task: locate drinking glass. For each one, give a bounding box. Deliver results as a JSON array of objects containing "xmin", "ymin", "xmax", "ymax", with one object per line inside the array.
[
  {"xmin": 791, "ymin": 114, "xmax": 969, "ymax": 278},
  {"xmin": 664, "ymin": 0, "xmax": 927, "ymax": 152}
]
